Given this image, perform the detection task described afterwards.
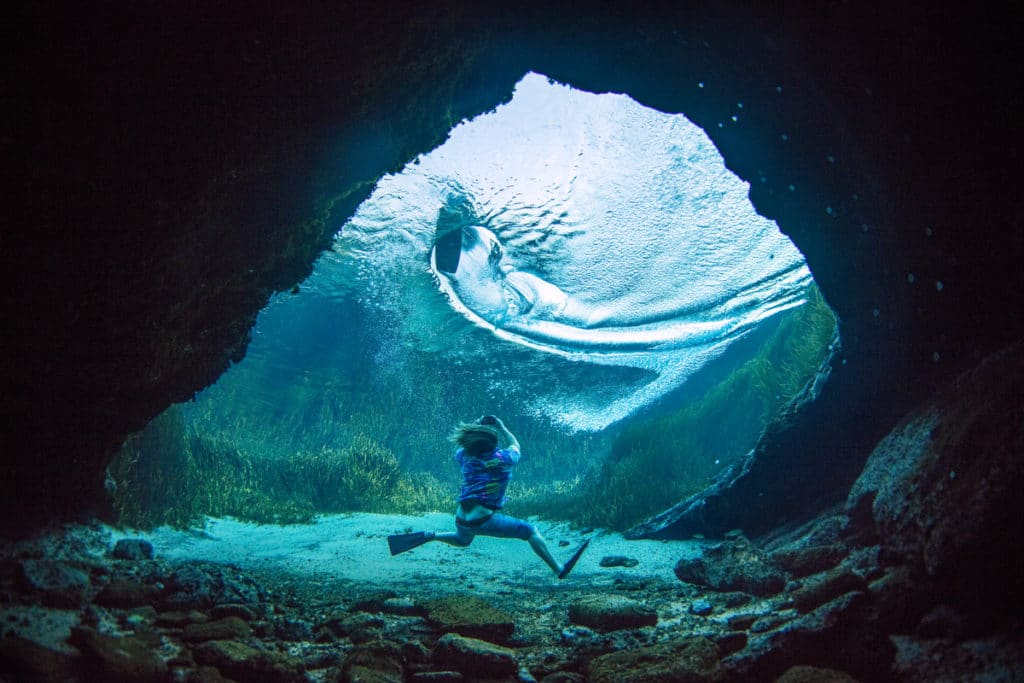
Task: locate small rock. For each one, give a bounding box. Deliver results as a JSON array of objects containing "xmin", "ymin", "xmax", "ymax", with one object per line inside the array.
[
  {"xmin": 434, "ymin": 633, "xmax": 519, "ymax": 679},
  {"xmin": 112, "ymin": 538, "xmax": 155, "ymax": 560},
  {"xmin": 689, "ymin": 599, "xmax": 713, "ymax": 616},
  {"xmin": 182, "ymin": 616, "xmax": 252, "ymax": 642},
  {"xmin": 599, "ymin": 555, "xmax": 640, "ymax": 568},
  {"xmin": 567, "ymin": 595, "xmax": 658, "ymax": 632}
]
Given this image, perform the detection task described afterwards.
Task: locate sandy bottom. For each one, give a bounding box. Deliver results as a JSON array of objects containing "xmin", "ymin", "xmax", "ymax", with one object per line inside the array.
[{"xmin": 125, "ymin": 512, "xmax": 704, "ymax": 601}]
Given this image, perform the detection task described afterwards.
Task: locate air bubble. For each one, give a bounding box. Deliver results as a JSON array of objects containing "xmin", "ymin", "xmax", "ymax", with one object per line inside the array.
[
  {"xmin": 737, "ymin": 102, "xmax": 743, "ymax": 109},
  {"xmin": 698, "ymin": 82, "xmax": 705, "ymax": 88},
  {"xmin": 781, "ymin": 133, "xmax": 789, "ymax": 141},
  {"xmin": 933, "ymin": 351, "xmax": 941, "ymax": 362},
  {"xmin": 731, "ymin": 115, "xmax": 738, "ymax": 122},
  {"xmin": 861, "ymin": 223, "xmax": 870, "ymax": 232},
  {"xmin": 872, "ymin": 308, "xmax": 880, "ymax": 317},
  {"xmin": 827, "ymin": 155, "xmax": 836, "ymax": 164},
  {"xmin": 907, "ymin": 273, "xmax": 915, "ymax": 284},
  {"xmin": 776, "ymin": 85, "xmax": 783, "ymax": 93},
  {"xmin": 788, "ymin": 184, "xmax": 795, "ymax": 192},
  {"xmin": 925, "ymin": 227, "xmax": 933, "ymax": 237},
  {"xmin": 825, "ymin": 206, "xmax": 833, "ymax": 215},
  {"xmin": 936, "ymin": 281, "xmax": 944, "ymax": 291}
]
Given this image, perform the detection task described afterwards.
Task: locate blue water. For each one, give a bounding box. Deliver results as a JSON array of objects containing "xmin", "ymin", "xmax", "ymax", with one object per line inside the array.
[{"xmin": 191, "ymin": 72, "xmax": 812, "ymax": 447}]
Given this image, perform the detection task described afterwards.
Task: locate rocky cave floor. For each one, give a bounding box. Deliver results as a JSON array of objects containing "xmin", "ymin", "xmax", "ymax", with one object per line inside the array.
[{"xmin": 1, "ymin": 510, "xmax": 1021, "ymax": 683}]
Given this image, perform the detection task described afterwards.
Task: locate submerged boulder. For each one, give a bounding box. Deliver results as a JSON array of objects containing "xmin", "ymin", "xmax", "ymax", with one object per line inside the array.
[
  {"xmin": 422, "ymin": 595, "xmax": 515, "ymax": 643},
  {"xmin": 567, "ymin": 595, "xmax": 658, "ymax": 632},
  {"xmin": 674, "ymin": 541, "xmax": 786, "ymax": 596},
  {"xmin": 162, "ymin": 563, "xmax": 267, "ymax": 610},
  {"xmin": 433, "ymin": 633, "xmax": 518, "ymax": 679},
  {"xmin": 111, "ymin": 538, "xmax": 155, "ymax": 560},
  {"xmin": 846, "ymin": 340, "xmax": 1024, "ymax": 611}
]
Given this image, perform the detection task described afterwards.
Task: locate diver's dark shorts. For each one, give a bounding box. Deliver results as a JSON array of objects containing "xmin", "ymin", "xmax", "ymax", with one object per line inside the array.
[{"xmin": 455, "ymin": 513, "xmax": 534, "ymax": 542}]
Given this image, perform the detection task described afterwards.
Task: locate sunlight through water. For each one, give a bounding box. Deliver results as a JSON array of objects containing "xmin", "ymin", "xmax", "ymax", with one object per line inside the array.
[{"xmin": 329, "ymin": 72, "xmax": 813, "ymax": 430}]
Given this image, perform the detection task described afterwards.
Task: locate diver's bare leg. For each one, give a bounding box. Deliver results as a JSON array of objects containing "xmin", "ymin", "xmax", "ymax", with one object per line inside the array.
[
  {"xmin": 430, "ymin": 531, "xmax": 471, "ymax": 548},
  {"xmin": 527, "ymin": 530, "xmax": 562, "ymax": 575}
]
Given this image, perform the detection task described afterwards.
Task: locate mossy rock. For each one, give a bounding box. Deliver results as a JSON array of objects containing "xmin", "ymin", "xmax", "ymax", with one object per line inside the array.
[{"xmin": 421, "ymin": 595, "xmax": 515, "ymax": 643}]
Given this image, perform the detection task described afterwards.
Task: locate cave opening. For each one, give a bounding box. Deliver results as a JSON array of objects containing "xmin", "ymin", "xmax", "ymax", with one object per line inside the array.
[{"xmin": 109, "ymin": 71, "xmax": 837, "ymax": 535}]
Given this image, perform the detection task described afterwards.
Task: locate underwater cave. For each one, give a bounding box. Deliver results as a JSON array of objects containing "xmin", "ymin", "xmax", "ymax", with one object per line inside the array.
[
  {"xmin": 107, "ymin": 70, "xmax": 836, "ymax": 534},
  {"xmin": 4, "ymin": 3, "xmax": 1023, "ymax": 681}
]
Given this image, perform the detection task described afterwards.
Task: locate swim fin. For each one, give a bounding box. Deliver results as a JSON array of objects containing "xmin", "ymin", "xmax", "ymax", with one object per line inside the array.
[
  {"xmin": 558, "ymin": 538, "xmax": 590, "ymax": 579},
  {"xmin": 387, "ymin": 531, "xmax": 432, "ymax": 556}
]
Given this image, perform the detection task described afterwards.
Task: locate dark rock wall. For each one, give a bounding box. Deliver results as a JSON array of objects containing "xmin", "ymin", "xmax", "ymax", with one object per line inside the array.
[{"xmin": 5, "ymin": 2, "xmax": 1022, "ymax": 534}]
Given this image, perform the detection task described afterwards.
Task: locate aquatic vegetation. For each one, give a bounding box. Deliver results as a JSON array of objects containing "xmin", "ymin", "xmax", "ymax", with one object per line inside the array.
[
  {"xmin": 110, "ymin": 287, "xmax": 833, "ymax": 530},
  {"xmin": 530, "ymin": 285, "xmax": 837, "ymax": 530}
]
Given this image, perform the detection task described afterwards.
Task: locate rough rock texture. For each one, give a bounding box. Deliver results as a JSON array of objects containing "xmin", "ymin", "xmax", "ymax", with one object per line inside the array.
[
  {"xmin": 588, "ymin": 636, "xmax": 721, "ymax": 683},
  {"xmin": 111, "ymin": 538, "xmax": 155, "ymax": 561},
  {"xmin": 17, "ymin": 560, "xmax": 90, "ymax": 608},
  {"xmin": 192, "ymin": 639, "xmax": 305, "ymax": 683},
  {"xmin": 433, "ymin": 633, "xmax": 519, "ymax": 679},
  {"xmin": 6, "ymin": 3, "xmax": 1022, "ymax": 538},
  {"xmin": 846, "ymin": 340, "xmax": 1024, "ymax": 616},
  {"xmin": 567, "ymin": 595, "xmax": 658, "ymax": 632},
  {"xmin": 70, "ymin": 626, "xmax": 168, "ymax": 683},
  {"xmin": 674, "ymin": 540, "xmax": 786, "ymax": 596},
  {"xmin": 421, "ymin": 595, "xmax": 515, "ymax": 643}
]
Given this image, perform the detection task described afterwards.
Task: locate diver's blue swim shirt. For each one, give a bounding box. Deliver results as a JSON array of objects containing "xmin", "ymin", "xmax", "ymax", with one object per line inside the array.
[{"xmin": 455, "ymin": 447, "xmax": 520, "ymax": 509}]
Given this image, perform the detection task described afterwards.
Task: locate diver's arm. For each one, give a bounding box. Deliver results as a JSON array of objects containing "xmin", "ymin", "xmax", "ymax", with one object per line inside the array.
[{"xmin": 493, "ymin": 417, "xmax": 520, "ymax": 452}]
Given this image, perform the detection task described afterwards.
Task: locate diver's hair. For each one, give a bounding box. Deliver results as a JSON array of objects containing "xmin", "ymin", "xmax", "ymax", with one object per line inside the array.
[{"xmin": 450, "ymin": 422, "xmax": 499, "ymax": 457}]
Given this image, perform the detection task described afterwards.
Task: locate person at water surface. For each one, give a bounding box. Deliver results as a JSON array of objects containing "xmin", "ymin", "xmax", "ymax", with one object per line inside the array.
[{"xmin": 388, "ymin": 415, "xmax": 588, "ymax": 579}]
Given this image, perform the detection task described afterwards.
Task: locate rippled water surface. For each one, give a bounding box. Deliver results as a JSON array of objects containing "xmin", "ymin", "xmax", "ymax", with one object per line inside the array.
[{"xmin": 321, "ymin": 73, "xmax": 812, "ymax": 430}]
